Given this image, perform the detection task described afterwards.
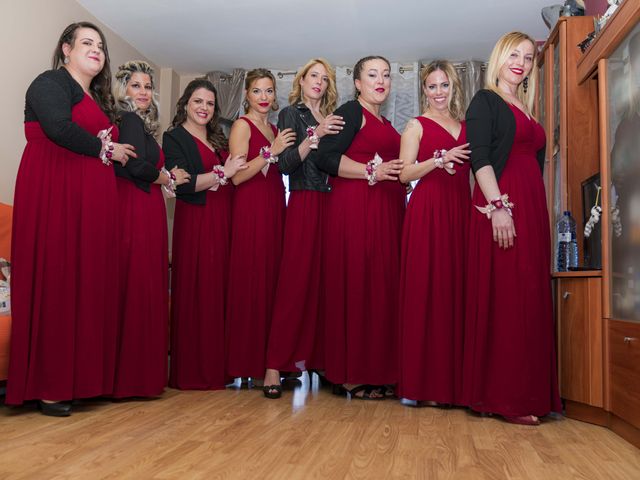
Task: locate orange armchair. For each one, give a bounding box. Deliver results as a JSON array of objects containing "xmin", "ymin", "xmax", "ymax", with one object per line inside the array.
[{"xmin": 0, "ymin": 202, "xmax": 13, "ymax": 380}]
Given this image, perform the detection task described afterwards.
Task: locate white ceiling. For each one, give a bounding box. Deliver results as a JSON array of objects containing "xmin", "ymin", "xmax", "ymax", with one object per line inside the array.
[{"xmin": 79, "ymin": 0, "xmax": 556, "ymax": 74}]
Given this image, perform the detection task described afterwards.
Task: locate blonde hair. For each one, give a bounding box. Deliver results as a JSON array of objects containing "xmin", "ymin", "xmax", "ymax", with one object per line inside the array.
[
  {"xmin": 485, "ymin": 31, "xmax": 538, "ymax": 117},
  {"xmin": 288, "ymin": 58, "xmax": 337, "ymax": 116},
  {"xmin": 243, "ymin": 68, "xmax": 279, "ymax": 113},
  {"xmin": 420, "ymin": 60, "xmax": 465, "ymax": 120},
  {"xmin": 114, "ymin": 60, "xmax": 160, "ymax": 136}
]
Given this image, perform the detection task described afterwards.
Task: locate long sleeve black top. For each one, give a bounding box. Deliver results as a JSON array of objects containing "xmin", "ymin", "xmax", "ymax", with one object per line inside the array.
[
  {"xmin": 114, "ymin": 112, "xmax": 161, "ymax": 192},
  {"xmin": 316, "ymin": 100, "xmax": 363, "ymax": 177},
  {"xmin": 162, "ymin": 125, "xmax": 206, "ymax": 205},
  {"xmin": 24, "ymin": 68, "xmax": 102, "ymax": 157},
  {"xmin": 465, "ymin": 89, "xmax": 545, "ymax": 180},
  {"xmin": 277, "ymin": 103, "xmax": 331, "ymax": 192}
]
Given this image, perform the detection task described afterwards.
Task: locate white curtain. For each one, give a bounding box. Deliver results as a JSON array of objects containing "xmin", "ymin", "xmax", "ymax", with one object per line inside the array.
[
  {"xmin": 381, "ymin": 62, "xmax": 421, "ymax": 133},
  {"xmin": 269, "ymin": 69, "xmax": 297, "ymax": 124},
  {"xmin": 335, "ymin": 65, "xmax": 356, "ymax": 107},
  {"xmin": 206, "ymin": 68, "xmax": 246, "ymax": 120}
]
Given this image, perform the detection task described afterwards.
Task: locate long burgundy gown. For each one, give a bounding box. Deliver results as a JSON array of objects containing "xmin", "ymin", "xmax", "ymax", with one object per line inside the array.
[
  {"xmin": 323, "ymin": 108, "xmax": 404, "ymax": 385},
  {"xmin": 7, "ymin": 94, "xmax": 119, "ymax": 404},
  {"xmin": 113, "ymin": 149, "xmax": 168, "ymax": 398},
  {"xmin": 169, "ymin": 138, "xmax": 232, "ymax": 390},
  {"xmin": 226, "ymin": 117, "xmax": 285, "ymax": 378},
  {"xmin": 398, "ymin": 117, "xmax": 470, "ymax": 404},
  {"xmin": 462, "ymin": 105, "xmax": 562, "ymax": 417},
  {"xmin": 266, "ymin": 191, "xmax": 326, "ymax": 373}
]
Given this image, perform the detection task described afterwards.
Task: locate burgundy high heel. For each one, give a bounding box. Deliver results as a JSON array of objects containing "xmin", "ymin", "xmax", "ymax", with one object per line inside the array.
[{"xmin": 503, "ymin": 415, "xmax": 540, "ymax": 426}]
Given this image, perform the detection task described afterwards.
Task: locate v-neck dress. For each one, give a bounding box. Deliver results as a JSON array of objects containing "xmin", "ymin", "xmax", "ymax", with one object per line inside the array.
[
  {"xmin": 8, "ymin": 90, "xmax": 119, "ymax": 404},
  {"xmin": 226, "ymin": 117, "xmax": 286, "ymax": 378},
  {"xmin": 462, "ymin": 104, "xmax": 561, "ymax": 417},
  {"xmin": 169, "ymin": 136, "xmax": 233, "ymax": 390},
  {"xmin": 323, "ymin": 107, "xmax": 404, "ymax": 385},
  {"xmin": 397, "ymin": 117, "xmax": 470, "ymax": 404}
]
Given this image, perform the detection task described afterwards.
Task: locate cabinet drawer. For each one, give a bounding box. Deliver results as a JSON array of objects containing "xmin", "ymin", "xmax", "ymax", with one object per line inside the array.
[{"xmin": 609, "ymin": 320, "xmax": 640, "ymax": 429}]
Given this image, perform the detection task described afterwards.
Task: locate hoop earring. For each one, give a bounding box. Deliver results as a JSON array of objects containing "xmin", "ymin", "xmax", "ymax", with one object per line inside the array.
[
  {"xmin": 523, "ymin": 76, "xmax": 529, "ymax": 94},
  {"xmin": 242, "ymin": 99, "xmax": 249, "ymax": 113}
]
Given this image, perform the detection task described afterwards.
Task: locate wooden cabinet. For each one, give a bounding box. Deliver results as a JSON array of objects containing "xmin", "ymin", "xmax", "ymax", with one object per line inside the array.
[
  {"xmin": 538, "ymin": 16, "xmax": 600, "ymax": 268},
  {"xmin": 575, "ymin": 0, "xmax": 640, "ymax": 449},
  {"xmin": 609, "ymin": 320, "xmax": 640, "ymax": 430},
  {"xmin": 555, "ymin": 273, "xmax": 603, "ymax": 408}
]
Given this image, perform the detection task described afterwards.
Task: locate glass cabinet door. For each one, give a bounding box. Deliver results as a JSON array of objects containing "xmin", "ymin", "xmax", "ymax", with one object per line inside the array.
[
  {"xmin": 607, "ymin": 23, "xmax": 640, "ymax": 322},
  {"xmin": 552, "ymin": 42, "xmax": 562, "ymax": 266}
]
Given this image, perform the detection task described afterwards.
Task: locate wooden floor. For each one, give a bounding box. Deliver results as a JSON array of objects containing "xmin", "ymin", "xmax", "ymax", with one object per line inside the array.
[{"xmin": 1, "ymin": 375, "xmax": 639, "ymax": 480}]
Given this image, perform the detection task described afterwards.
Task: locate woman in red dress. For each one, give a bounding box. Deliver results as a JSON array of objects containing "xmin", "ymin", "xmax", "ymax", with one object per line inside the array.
[
  {"xmin": 112, "ymin": 61, "xmax": 189, "ymax": 397},
  {"xmin": 262, "ymin": 58, "xmax": 344, "ymax": 398},
  {"xmin": 316, "ymin": 56, "xmax": 405, "ymax": 399},
  {"xmin": 397, "ymin": 60, "xmax": 471, "ymax": 406},
  {"xmin": 7, "ymin": 22, "xmax": 135, "ymax": 416},
  {"xmin": 164, "ymin": 79, "xmax": 247, "ymax": 390},
  {"xmin": 463, "ymin": 32, "xmax": 561, "ymax": 425},
  {"xmin": 226, "ymin": 69, "xmax": 295, "ymax": 385}
]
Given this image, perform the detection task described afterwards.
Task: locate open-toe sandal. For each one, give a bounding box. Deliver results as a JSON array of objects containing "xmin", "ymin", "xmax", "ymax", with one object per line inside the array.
[
  {"xmin": 333, "ymin": 383, "xmax": 384, "ymax": 400},
  {"xmin": 262, "ymin": 384, "xmax": 282, "ymax": 399}
]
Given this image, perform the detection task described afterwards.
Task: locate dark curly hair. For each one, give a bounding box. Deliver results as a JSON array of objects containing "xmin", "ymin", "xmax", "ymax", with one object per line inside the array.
[
  {"xmin": 52, "ymin": 21, "xmax": 116, "ymax": 122},
  {"xmin": 171, "ymin": 78, "xmax": 228, "ymax": 151}
]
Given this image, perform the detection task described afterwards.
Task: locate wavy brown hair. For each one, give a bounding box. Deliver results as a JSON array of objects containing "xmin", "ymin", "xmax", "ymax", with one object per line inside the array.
[
  {"xmin": 288, "ymin": 58, "xmax": 337, "ymax": 116},
  {"xmin": 420, "ymin": 60, "xmax": 465, "ymax": 120},
  {"xmin": 52, "ymin": 21, "xmax": 116, "ymax": 121},
  {"xmin": 171, "ymin": 78, "xmax": 228, "ymax": 151}
]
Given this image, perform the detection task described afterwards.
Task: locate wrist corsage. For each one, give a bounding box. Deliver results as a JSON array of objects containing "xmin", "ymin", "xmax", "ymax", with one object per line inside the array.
[
  {"xmin": 260, "ymin": 146, "xmax": 279, "ymax": 164},
  {"xmin": 212, "ymin": 165, "xmax": 229, "ymax": 186},
  {"xmin": 97, "ymin": 126, "xmax": 114, "ymax": 166},
  {"xmin": 475, "ymin": 193, "xmax": 514, "ymax": 218},
  {"xmin": 160, "ymin": 167, "xmax": 176, "ymax": 198},
  {"xmin": 306, "ymin": 126, "xmax": 319, "ymax": 150},
  {"xmin": 366, "ymin": 153, "xmax": 383, "ymax": 186}
]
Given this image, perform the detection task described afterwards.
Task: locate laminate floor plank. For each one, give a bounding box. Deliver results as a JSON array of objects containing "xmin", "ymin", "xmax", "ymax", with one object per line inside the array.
[{"xmin": 1, "ymin": 378, "xmax": 639, "ymax": 479}]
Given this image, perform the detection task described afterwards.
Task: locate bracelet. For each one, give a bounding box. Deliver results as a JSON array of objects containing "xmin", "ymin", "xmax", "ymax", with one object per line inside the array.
[
  {"xmin": 212, "ymin": 165, "xmax": 229, "ymax": 186},
  {"xmin": 160, "ymin": 167, "xmax": 176, "ymax": 198},
  {"xmin": 306, "ymin": 126, "xmax": 319, "ymax": 150},
  {"xmin": 433, "ymin": 149, "xmax": 449, "ymax": 169},
  {"xmin": 365, "ymin": 153, "xmax": 383, "ymax": 186},
  {"xmin": 97, "ymin": 127, "xmax": 114, "ymax": 166},
  {"xmin": 475, "ymin": 193, "xmax": 514, "ymax": 218},
  {"xmin": 259, "ymin": 146, "xmax": 279, "ymax": 164}
]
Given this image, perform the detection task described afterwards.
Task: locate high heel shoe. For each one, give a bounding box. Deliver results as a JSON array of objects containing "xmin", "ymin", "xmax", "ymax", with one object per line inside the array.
[
  {"xmin": 262, "ymin": 384, "xmax": 282, "ymax": 399},
  {"xmin": 38, "ymin": 400, "xmax": 72, "ymax": 417},
  {"xmin": 503, "ymin": 415, "xmax": 540, "ymax": 426}
]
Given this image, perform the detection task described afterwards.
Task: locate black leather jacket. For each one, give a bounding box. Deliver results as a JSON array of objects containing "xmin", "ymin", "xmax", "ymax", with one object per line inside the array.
[{"xmin": 277, "ymin": 103, "xmax": 331, "ymax": 193}]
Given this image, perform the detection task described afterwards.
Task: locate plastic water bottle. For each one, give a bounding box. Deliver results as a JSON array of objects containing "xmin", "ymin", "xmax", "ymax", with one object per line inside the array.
[{"xmin": 557, "ymin": 211, "xmax": 578, "ymax": 271}]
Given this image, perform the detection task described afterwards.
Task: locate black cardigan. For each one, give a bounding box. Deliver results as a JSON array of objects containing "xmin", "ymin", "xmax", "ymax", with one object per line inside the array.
[
  {"xmin": 316, "ymin": 100, "xmax": 363, "ymax": 177},
  {"xmin": 465, "ymin": 89, "xmax": 545, "ymax": 180},
  {"xmin": 114, "ymin": 112, "xmax": 161, "ymax": 192},
  {"xmin": 162, "ymin": 125, "xmax": 206, "ymax": 204},
  {"xmin": 24, "ymin": 68, "xmax": 102, "ymax": 157}
]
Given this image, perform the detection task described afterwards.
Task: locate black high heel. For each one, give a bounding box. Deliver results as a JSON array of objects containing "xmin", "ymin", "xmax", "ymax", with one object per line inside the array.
[
  {"xmin": 262, "ymin": 384, "xmax": 282, "ymax": 399},
  {"xmin": 38, "ymin": 400, "xmax": 72, "ymax": 417}
]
